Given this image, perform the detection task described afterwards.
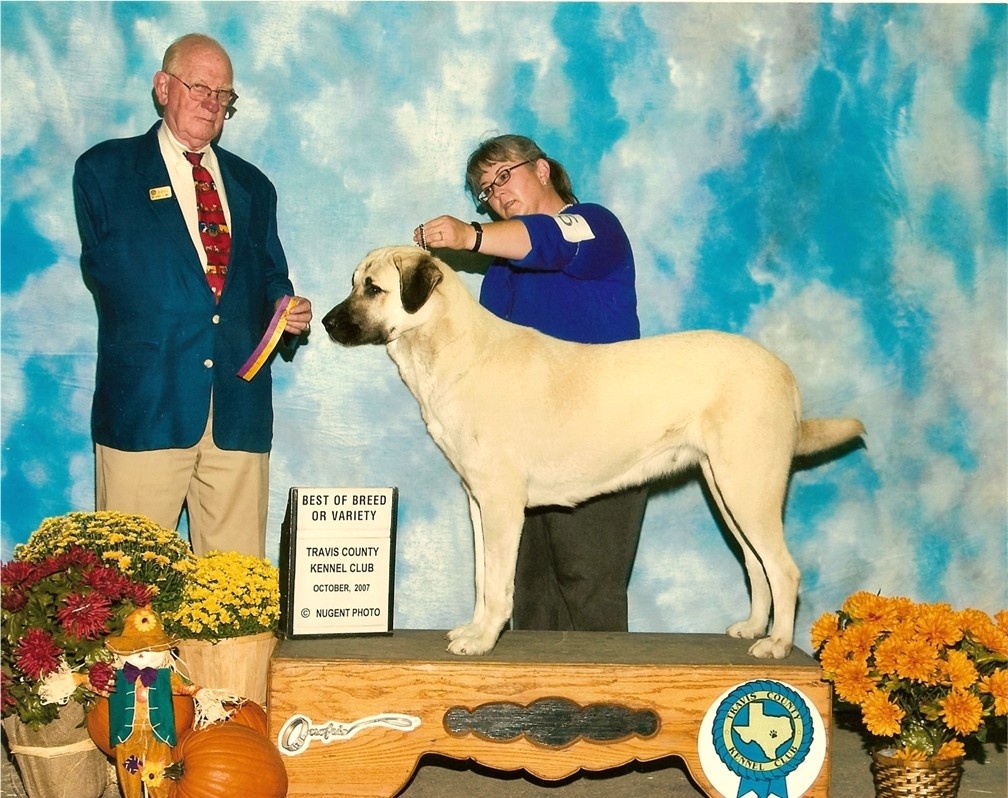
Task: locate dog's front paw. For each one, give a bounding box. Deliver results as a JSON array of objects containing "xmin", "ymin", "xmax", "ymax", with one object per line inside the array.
[
  {"xmin": 446, "ymin": 623, "xmax": 474, "ymax": 642},
  {"xmin": 445, "ymin": 627, "xmax": 498, "ymax": 656},
  {"xmin": 726, "ymin": 619, "xmax": 765, "ymax": 640},
  {"xmin": 747, "ymin": 636, "xmax": 793, "ymax": 660}
]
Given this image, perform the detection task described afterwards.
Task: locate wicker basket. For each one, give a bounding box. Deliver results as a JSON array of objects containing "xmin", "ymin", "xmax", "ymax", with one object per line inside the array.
[
  {"xmin": 871, "ymin": 749, "xmax": 963, "ymax": 798},
  {"xmin": 174, "ymin": 631, "xmax": 277, "ymax": 706}
]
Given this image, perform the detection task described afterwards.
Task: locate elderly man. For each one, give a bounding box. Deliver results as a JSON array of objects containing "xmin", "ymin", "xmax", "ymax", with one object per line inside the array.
[{"xmin": 73, "ymin": 33, "xmax": 311, "ymax": 557}]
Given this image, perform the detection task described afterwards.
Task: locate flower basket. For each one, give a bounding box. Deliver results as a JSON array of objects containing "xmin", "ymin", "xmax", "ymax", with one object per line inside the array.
[
  {"xmin": 871, "ymin": 749, "xmax": 963, "ymax": 798},
  {"xmin": 812, "ymin": 593, "xmax": 1007, "ymax": 764},
  {"xmin": 2, "ymin": 701, "xmax": 108, "ymax": 798},
  {"xmin": 162, "ymin": 550, "xmax": 281, "ymax": 706},
  {"xmin": 174, "ymin": 632, "xmax": 277, "ymax": 706},
  {"xmin": 2, "ymin": 545, "xmax": 156, "ymax": 728},
  {"xmin": 13, "ymin": 511, "xmax": 194, "ymax": 616}
]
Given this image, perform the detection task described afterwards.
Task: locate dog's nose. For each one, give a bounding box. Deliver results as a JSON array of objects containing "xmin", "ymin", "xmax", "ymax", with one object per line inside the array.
[{"xmin": 322, "ymin": 308, "xmax": 339, "ymax": 332}]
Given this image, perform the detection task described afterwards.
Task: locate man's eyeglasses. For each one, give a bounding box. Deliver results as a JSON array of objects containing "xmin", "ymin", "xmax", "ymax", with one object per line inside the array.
[
  {"xmin": 168, "ymin": 73, "xmax": 238, "ymax": 118},
  {"xmin": 476, "ymin": 160, "xmax": 534, "ymax": 204}
]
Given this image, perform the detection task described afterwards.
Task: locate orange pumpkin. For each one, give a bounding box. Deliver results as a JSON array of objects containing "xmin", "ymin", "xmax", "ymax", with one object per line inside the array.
[
  {"xmin": 87, "ymin": 694, "xmax": 196, "ymax": 757},
  {"xmin": 166, "ymin": 723, "xmax": 287, "ymax": 798},
  {"xmin": 224, "ymin": 700, "xmax": 269, "ymax": 737}
]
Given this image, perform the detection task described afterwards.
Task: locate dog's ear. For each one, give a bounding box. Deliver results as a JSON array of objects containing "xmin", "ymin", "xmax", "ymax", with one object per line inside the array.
[{"xmin": 400, "ymin": 254, "xmax": 444, "ymax": 314}]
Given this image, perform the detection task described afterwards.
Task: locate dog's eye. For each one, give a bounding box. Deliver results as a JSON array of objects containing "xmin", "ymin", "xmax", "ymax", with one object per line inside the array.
[{"xmin": 362, "ymin": 277, "xmax": 384, "ymax": 297}]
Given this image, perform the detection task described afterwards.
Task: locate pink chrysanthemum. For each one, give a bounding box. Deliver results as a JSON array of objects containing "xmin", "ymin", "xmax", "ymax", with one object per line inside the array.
[
  {"xmin": 87, "ymin": 660, "xmax": 116, "ymax": 695},
  {"xmin": 122, "ymin": 581, "xmax": 155, "ymax": 607},
  {"xmin": 56, "ymin": 591, "xmax": 114, "ymax": 640},
  {"xmin": 54, "ymin": 547, "xmax": 101, "ymax": 571},
  {"xmin": 0, "ymin": 670, "xmax": 16, "ymax": 713},
  {"xmin": 1, "ymin": 586, "xmax": 28, "ymax": 613},
  {"xmin": 81, "ymin": 565, "xmax": 132, "ymax": 599},
  {"xmin": 0, "ymin": 560, "xmax": 39, "ymax": 589},
  {"xmin": 14, "ymin": 628, "xmax": 62, "ymax": 680}
]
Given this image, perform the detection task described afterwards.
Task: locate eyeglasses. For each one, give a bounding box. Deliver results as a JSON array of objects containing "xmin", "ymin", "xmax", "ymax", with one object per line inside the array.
[
  {"xmin": 167, "ymin": 73, "xmax": 238, "ymax": 118},
  {"xmin": 476, "ymin": 160, "xmax": 534, "ymax": 205}
]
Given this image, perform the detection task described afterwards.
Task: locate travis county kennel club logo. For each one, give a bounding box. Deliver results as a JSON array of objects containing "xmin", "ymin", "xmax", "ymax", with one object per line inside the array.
[{"xmin": 698, "ymin": 680, "xmax": 826, "ymax": 798}]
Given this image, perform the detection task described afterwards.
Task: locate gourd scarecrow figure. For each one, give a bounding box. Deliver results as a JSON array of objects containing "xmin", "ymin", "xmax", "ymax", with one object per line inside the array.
[{"xmin": 103, "ymin": 607, "xmax": 200, "ymax": 798}]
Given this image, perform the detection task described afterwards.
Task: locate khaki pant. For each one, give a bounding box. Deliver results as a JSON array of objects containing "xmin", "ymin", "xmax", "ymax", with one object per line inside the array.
[{"xmin": 95, "ymin": 409, "xmax": 268, "ymax": 557}]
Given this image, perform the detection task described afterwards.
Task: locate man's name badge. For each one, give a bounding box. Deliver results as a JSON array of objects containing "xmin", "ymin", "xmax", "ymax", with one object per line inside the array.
[
  {"xmin": 149, "ymin": 186, "xmax": 173, "ymax": 201},
  {"xmin": 279, "ymin": 487, "xmax": 398, "ymax": 638}
]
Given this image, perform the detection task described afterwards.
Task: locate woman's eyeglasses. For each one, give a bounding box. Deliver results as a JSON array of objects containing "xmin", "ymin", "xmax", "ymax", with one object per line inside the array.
[{"xmin": 476, "ymin": 160, "xmax": 534, "ymax": 204}]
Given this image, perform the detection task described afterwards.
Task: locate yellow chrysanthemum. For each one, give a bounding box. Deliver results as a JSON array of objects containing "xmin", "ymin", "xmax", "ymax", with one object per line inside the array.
[
  {"xmin": 939, "ymin": 689, "xmax": 983, "ymax": 736},
  {"xmin": 860, "ymin": 689, "xmax": 905, "ymax": 738},
  {"xmin": 165, "ymin": 550, "xmax": 280, "ymax": 641}
]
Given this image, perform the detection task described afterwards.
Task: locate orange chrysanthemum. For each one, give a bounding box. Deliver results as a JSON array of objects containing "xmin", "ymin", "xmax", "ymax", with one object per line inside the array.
[
  {"xmin": 844, "ymin": 622, "xmax": 882, "ymax": 661},
  {"xmin": 833, "ymin": 657, "xmax": 876, "ymax": 705},
  {"xmin": 961, "ymin": 609, "xmax": 1008, "ymax": 656},
  {"xmin": 892, "ymin": 746, "xmax": 931, "ymax": 761},
  {"xmin": 942, "ymin": 649, "xmax": 979, "ymax": 691},
  {"xmin": 818, "ymin": 635, "xmax": 853, "ymax": 674},
  {"xmin": 915, "ymin": 603, "xmax": 963, "ymax": 648},
  {"xmin": 894, "ymin": 637, "xmax": 941, "ymax": 684},
  {"xmin": 979, "ymin": 668, "xmax": 1008, "ymax": 716},
  {"xmin": 815, "ymin": 595, "xmax": 1008, "ymax": 757},
  {"xmin": 939, "ymin": 689, "xmax": 984, "ymax": 736},
  {"xmin": 810, "ymin": 612, "xmax": 839, "ymax": 651},
  {"xmin": 860, "ymin": 689, "xmax": 905, "ymax": 738},
  {"xmin": 872, "ymin": 634, "xmax": 904, "ymax": 676},
  {"xmin": 936, "ymin": 740, "xmax": 966, "ymax": 760},
  {"xmin": 842, "ymin": 591, "xmax": 900, "ymax": 630}
]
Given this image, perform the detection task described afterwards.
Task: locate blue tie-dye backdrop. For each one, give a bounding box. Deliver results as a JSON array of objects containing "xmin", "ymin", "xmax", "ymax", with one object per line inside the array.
[{"xmin": 2, "ymin": 2, "xmax": 1005, "ymax": 652}]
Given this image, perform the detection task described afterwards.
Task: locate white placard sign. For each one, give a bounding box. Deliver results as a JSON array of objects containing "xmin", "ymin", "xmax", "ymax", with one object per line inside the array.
[{"xmin": 280, "ymin": 487, "xmax": 397, "ymax": 638}]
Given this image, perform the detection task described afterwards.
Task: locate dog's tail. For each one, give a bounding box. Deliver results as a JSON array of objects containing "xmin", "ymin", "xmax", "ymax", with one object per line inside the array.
[{"xmin": 795, "ymin": 418, "xmax": 866, "ymax": 457}]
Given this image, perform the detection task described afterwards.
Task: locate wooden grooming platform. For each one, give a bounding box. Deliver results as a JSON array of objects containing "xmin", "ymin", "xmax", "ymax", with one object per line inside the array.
[{"xmin": 268, "ymin": 630, "xmax": 831, "ymax": 797}]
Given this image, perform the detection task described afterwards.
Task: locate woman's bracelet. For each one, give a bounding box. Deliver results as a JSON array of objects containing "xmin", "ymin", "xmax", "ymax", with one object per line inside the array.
[{"xmin": 470, "ymin": 221, "xmax": 483, "ymax": 253}]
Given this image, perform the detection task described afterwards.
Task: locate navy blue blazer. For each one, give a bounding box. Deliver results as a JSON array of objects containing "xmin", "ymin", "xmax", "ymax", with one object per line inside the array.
[{"xmin": 74, "ymin": 122, "xmax": 296, "ymax": 453}]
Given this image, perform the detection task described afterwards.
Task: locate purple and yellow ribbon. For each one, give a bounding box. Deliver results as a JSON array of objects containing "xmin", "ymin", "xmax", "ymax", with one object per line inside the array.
[{"xmin": 238, "ymin": 296, "xmax": 298, "ymax": 381}]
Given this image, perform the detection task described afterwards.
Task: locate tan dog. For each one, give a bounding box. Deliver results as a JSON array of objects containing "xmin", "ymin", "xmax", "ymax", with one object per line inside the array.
[{"xmin": 322, "ymin": 246, "xmax": 864, "ymax": 658}]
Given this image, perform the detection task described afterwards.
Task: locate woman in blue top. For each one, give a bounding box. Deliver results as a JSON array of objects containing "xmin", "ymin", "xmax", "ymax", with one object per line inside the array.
[{"xmin": 415, "ymin": 134, "xmax": 648, "ymax": 633}]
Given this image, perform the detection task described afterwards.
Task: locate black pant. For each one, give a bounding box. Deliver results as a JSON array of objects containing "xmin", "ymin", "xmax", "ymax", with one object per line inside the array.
[{"xmin": 511, "ymin": 487, "xmax": 648, "ymax": 632}]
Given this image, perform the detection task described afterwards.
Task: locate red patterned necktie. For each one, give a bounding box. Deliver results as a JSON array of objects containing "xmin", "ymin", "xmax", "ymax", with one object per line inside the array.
[{"xmin": 184, "ymin": 151, "xmax": 230, "ymax": 301}]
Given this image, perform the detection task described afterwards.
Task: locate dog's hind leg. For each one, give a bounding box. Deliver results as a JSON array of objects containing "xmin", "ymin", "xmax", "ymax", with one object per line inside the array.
[
  {"xmin": 700, "ymin": 458, "xmax": 772, "ymax": 638},
  {"xmin": 446, "ymin": 492, "xmax": 525, "ymax": 656},
  {"xmin": 699, "ymin": 447, "xmax": 799, "ymax": 660}
]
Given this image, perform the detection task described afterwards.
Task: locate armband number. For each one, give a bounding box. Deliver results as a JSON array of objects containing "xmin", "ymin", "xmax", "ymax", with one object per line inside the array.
[{"xmin": 553, "ymin": 213, "xmax": 596, "ymax": 243}]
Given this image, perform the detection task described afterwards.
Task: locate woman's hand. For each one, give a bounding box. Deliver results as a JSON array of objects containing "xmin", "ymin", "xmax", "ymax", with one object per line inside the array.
[
  {"xmin": 413, "ymin": 216, "xmax": 476, "ymax": 251},
  {"xmin": 414, "ymin": 216, "xmax": 532, "ymax": 260}
]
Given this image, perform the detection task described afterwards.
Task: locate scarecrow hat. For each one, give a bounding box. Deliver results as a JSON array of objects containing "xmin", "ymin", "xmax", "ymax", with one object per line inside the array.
[{"xmin": 105, "ymin": 606, "xmax": 177, "ymax": 654}]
